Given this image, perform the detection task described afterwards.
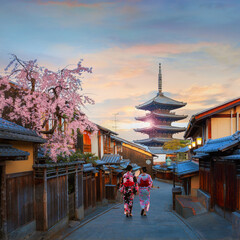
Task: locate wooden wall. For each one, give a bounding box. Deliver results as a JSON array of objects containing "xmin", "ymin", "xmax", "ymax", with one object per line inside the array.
[
  {"xmin": 154, "ymin": 170, "xmax": 173, "ymax": 181},
  {"xmin": 237, "ymin": 176, "xmax": 240, "ymax": 211},
  {"xmin": 213, "ymin": 161, "xmax": 237, "ymax": 212},
  {"xmin": 83, "ymin": 173, "xmax": 96, "ymax": 212},
  {"xmin": 121, "ymin": 146, "xmax": 153, "ymax": 175},
  {"xmin": 6, "ymin": 171, "xmax": 34, "ymax": 233},
  {"xmin": 199, "ymin": 158, "xmax": 211, "ymax": 195},
  {"xmin": 47, "ymin": 176, "xmax": 68, "ymax": 229},
  {"xmin": 200, "ymin": 158, "xmax": 240, "ymax": 213}
]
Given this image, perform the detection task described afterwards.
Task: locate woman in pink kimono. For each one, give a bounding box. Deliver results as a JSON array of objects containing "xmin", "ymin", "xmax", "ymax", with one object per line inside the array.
[
  {"xmin": 137, "ymin": 167, "xmax": 153, "ymax": 216},
  {"xmin": 119, "ymin": 165, "xmax": 138, "ymax": 217}
]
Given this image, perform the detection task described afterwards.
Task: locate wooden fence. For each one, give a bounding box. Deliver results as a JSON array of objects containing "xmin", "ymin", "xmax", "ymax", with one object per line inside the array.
[
  {"xmin": 34, "ymin": 161, "xmax": 84, "ymax": 231},
  {"xmin": 83, "ymin": 171, "xmax": 97, "ymax": 214},
  {"xmin": 6, "ymin": 171, "xmax": 34, "ymax": 233}
]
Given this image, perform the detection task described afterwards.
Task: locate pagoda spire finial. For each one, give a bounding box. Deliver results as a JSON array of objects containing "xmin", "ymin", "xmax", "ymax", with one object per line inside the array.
[{"xmin": 158, "ymin": 63, "xmax": 162, "ymax": 94}]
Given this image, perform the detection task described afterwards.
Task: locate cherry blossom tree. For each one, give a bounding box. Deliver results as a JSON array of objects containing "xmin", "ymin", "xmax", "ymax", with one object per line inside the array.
[{"xmin": 0, "ymin": 54, "xmax": 97, "ymax": 161}]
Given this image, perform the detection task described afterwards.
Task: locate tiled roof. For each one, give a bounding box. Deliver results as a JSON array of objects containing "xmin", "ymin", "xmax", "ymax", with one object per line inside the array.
[
  {"xmin": 194, "ymin": 131, "xmax": 240, "ymax": 154},
  {"xmin": 96, "ymin": 124, "xmax": 117, "ymax": 135},
  {"xmin": 134, "ymin": 137, "xmax": 172, "ymax": 145},
  {"xmin": 134, "ymin": 125, "xmax": 186, "ymax": 133},
  {"xmin": 0, "ymin": 144, "xmax": 29, "ymax": 160},
  {"xmin": 136, "ymin": 112, "xmax": 187, "ymax": 121},
  {"xmin": 223, "ymin": 149, "xmax": 240, "ymax": 160},
  {"xmin": 120, "ymin": 160, "xmax": 131, "ymax": 169},
  {"xmin": 111, "ymin": 135, "xmax": 155, "ymax": 155},
  {"xmin": 83, "ymin": 163, "xmax": 97, "ymax": 172},
  {"xmin": 101, "ymin": 154, "xmax": 122, "ymax": 164},
  {"xmin": 168, "ymin": 161, "xmax": 199, "ymax": 176},
  {"xmin": 153, "ymin": 164, "xmax": 170, "ymax": 171},
  {"xmin": 0, "ymin": 118, "xmax": 45, "ymax": 143},
  {"xmin": 95, "ymin": 160, "xmax": 106, "ymax": 166},
  {"xmin": 131, "ymin": 163, "xmax": 141, "ymax": 171},
  {"xmin": 136, "ymin": 93, "xmax": 186, "ymax": 111},
  {"xmin": 192, "ymin": 153, "xmax": 209, "ymax": 159},
  {"xmin": 148, "ymin": 147, "xmax": 176, "ymax": 154},
  {"xmin": 113, "ymin": 169, "xmax": 124, "ymax": 173}
]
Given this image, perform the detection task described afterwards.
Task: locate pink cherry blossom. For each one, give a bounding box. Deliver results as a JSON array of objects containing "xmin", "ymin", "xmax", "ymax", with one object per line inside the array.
[{"xmin": 0, "ymin": 55, "xmax": 97, "ymax": 161}]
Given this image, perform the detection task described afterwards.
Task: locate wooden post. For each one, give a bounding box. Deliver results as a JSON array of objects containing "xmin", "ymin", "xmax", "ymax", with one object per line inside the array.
[
  {"xmin": 75, "ymin": 164, "xmax": 78, "ymax": 219},
  {"xmin": 81, "ymin": 165, "xmax": 84, "ymax": 209},
  {"xmin": 1, "ymin": 165, "xmax": 7, "ymax": 239},
  {"xmin": 43, "ymin": 168, "xmax": 48, "ymax": 231},
  {"xmin": 210, "ymin": 158, "xmax": 215, "ymax": 210},
  {"xmin": 66, "ymin": 166, "xmax": 69, "ymax": 217},
  {"xmin": 99, "ymin": 170, "xmax": 103, "ymax": 202},
  {"xmin": 56, "ymin": 167, "xmax": 60, "ymax": 222}
]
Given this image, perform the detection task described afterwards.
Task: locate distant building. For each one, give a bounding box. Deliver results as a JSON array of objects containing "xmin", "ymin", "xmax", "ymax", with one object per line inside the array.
[{"xmin": 134, "ymin": 64, "xmax": 187, "ymax": 150}]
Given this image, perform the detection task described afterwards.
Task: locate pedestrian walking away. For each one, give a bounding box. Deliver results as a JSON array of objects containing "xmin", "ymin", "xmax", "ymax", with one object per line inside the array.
[
  {"xmin": 137, "ymin": 167, "xmax": 153, "ymax": 216},
  {"xmin": 119, "ymin": 165, "xmax": 138, "ymax": 217}
]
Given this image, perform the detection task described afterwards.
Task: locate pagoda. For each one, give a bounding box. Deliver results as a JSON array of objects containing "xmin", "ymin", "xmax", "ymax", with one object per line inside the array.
[{"xmin": 134, "ymin": 64, "xmax": 187, "ymax": 147}]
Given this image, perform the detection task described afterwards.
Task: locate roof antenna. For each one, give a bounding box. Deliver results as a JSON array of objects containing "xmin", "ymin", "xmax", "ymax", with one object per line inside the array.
[{"xmin": 158, "ymin": 63, "xmax": 162, "ymax": 95}]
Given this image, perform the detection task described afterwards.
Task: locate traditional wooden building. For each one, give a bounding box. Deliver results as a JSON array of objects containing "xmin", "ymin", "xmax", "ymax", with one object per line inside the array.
[
  {"xmin": 134, "ymin": 64, "xmax": 187, "ymax": 148},
  {"xmin": 111, "ymin": 136, "xmax": 156, "ymax": 175},
  {"xmin": 184, "ymin": 97, "xmax": 240, "ymax": 144},
  {"xmin": 168, "ymin": 161, "xmax": 199, "ymax": 196},
  {"xmin": 194, "ymin": 131, "xmax": 240, "ymax": 234},
  {"xmin": 0, "ymin": 118, "xmax": 45, "ymax": 239}
]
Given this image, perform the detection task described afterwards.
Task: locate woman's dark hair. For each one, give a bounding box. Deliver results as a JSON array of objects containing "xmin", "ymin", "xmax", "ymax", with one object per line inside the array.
[
  {"xmin": 126, "ymin": 165, "xmax": 133, "ymax": 171},
  {"xmin": 142, "ymin": 167, "xmax": 147, "ymax": 173}
]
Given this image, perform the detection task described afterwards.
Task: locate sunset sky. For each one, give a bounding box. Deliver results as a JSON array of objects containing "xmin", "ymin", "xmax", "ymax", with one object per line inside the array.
[{"xmin": 1, "ymin": 0, "xmax": 240, "ymax": 141}]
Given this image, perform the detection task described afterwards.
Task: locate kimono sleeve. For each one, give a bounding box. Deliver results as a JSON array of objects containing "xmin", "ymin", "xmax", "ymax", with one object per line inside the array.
[{"xmin": 148, "ymin": 175, "xmax": 153, "ymax": 188}]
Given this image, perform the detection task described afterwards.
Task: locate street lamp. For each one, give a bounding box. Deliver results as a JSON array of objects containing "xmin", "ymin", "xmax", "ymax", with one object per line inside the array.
[{"xmin": 192, "ymin": 141, "xmax": 196, "ymax": 148}]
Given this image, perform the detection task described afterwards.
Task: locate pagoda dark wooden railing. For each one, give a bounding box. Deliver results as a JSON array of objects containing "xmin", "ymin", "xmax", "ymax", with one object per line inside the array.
[{"xmin": 33, "ymin": 161, "xmax": 84, "ymax": 231}]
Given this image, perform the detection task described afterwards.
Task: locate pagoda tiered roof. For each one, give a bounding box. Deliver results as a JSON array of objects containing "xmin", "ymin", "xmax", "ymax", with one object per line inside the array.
[
  {"xmin": 136, "ymin": 93, "xmax": 186, "ymax": 111},
  {"xmin": 133, "ymin": 137, "xmax": 172, "ymax": 146},
  {"xmin": 134, "ymin": 124, "xmax": 186, "ymax": 134},
  {"xmin": 133, "ymin": 63, "xmax": 187, "ymax": 148},
  {"xmin": 135, "ymin": 112, "xmax": 187, "ymax": 122}
]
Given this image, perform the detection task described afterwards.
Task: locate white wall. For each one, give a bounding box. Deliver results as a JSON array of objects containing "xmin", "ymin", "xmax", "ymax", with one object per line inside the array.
[
  {"xmin": 153, "ymin": 154, "xmax": 166, "ymax": 164},
  {"xmin": 91, "ymin": 132, "xmax": 98, "ymax": 156}
]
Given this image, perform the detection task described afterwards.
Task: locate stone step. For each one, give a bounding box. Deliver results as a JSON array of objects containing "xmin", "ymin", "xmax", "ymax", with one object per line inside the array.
[{"xmin": 175, "ymin": 195, "xmax": 207, "ymax": 218}]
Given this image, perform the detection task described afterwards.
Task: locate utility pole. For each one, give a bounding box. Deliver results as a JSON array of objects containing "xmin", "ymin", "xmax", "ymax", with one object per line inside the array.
[{"xmin": 113, "ymin": 113, "xmax": 119, "ymax": 133}]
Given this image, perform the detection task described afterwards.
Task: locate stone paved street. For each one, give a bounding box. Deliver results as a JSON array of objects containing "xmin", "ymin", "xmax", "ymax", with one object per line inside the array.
[{"xmin": 63, "ymin": 181, "xmax": 199, "ymax": 240}]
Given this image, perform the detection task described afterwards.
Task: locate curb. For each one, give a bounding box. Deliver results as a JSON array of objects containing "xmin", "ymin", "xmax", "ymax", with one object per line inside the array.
[
  {"xmin": 171, "ymin": 210, "xmax": 206, "ymax": 240},
  {"xmin": 60, "ymin": 203, "xmax": 122, "ymax": 240}
]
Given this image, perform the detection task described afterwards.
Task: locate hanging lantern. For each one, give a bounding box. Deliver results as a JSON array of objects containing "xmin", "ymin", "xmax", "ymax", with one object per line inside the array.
[{"xmin": 196, "ymin": 137, "xmax": 202, "ymax": 146}]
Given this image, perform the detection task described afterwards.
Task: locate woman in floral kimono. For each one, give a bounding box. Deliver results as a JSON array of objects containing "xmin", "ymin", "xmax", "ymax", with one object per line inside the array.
[
  {"xmin": 119, "ymin": 165, "xmax": 138, "ymax": 217},
  {"xmin": 137, "ymin": 167, "xmax": 153, "ymax": 216}
]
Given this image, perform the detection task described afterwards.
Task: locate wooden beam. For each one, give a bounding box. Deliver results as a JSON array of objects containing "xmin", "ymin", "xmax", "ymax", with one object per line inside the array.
[{"xmin": 208, "ymin": 119, "xmax": 212, "ymax": 139}]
